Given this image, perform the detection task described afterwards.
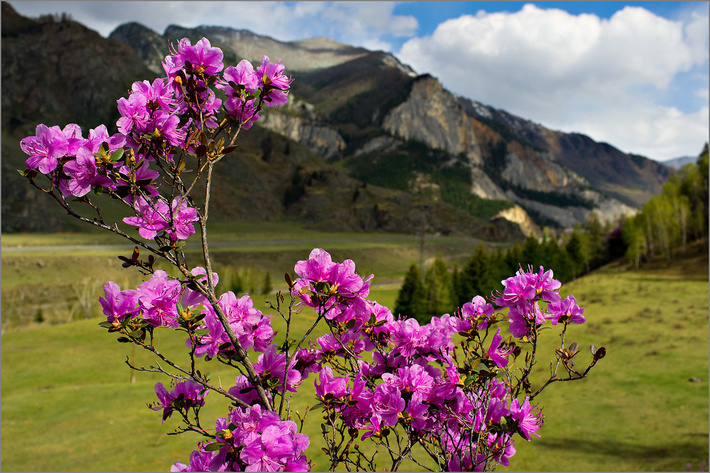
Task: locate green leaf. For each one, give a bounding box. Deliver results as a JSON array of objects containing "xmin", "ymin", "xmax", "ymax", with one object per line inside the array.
[
  {"xmin": 109, "ymin": 148, "xmax": 124, "ymax": 161},
  {"xmin": 203, "ymin": 442, "xmax": 224, "ymax": 452},
  {"xmin": 116, "ymin": 337, "xmax": 132, "ymax": 343}
]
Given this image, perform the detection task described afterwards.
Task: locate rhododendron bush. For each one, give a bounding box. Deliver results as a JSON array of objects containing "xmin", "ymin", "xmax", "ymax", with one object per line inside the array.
[{"xmin": 19, "ymin": 37, "xmax": 605, "ymax": 472}]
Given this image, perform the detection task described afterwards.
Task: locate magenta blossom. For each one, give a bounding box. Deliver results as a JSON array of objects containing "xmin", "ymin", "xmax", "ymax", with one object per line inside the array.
[
  {"xmin": 218, "ymin": 59, "xmax": 259, "ymax": 96},
  {"xmin": 99, "ymin": 281, "xmax": 139, "ymax": 323},
  {"xmin": 224, "ymin": 97, "xmax": 260, "ymax": 129},
  {"xmin": 165, "ymin": 196, "xmax": 199, "ymax": 241},
  {"xmin": 507, "ymin": 301, "xmax": 546, "ymax": 338},
  {"xmin": 314, "ymin": 366, "xmax": 348, "ymax": 403},
  {"xmin": 131, "ymin": 78, "xmax": 175, "ymax": 112},
  {"xmin": 178, "ymin": 37, "xmax": 224, "ymax": 76},
  {"xmin": 150, "ymin": 381, "xmax": 207, "ymax": 422},
  {"xmin": 171, "ymin": 445, "xmax": 221, "ymax": 472},
  {"xmin": 460, "ymin": 295, "xmax": 495, "ymax": 331},
  {"xmin": 547, "ymin": 294, "xmax": 586, "ymax": 325},
  {"xmin": 509, "ymin": 397, "xmax": 543, "ymax": 440},
  {"xmin": 255, "ymin": 56, "xmax": 293, "ymax": 107},
  {"xmin": 123, "ymin": 196, "xmax": 170, "ymax": 240},
  {"xmin": 21, "ymin": 124, "xmax": 68, "ymax": 174},
  {"xmin": 117, "ymin": 93, "xmax": 150, "ymax": 135},
  {"xmin": 254, "ymin": 344, "xmax": 302, "ymax": 393},
  {"xmin": 240, "ymin": 423, "xmax": 309, "ymax": 472},
  {"xmin": 487, "ymin": 327, "xmax": 514, "ymax": 368},
  {"xmin": 382, "ymin": 363, "xmax": 435, "ymax": 400},
  {"xmin": 524, "ymin": 266, "xmax": 562, "ymax": 303},
  {"xmin": 136, "ymin": 270, "xmax": 182, "ymax": 328},
  {"xmin": 62, "ymin": 147, "xmax": 99, "ymax": 197}
]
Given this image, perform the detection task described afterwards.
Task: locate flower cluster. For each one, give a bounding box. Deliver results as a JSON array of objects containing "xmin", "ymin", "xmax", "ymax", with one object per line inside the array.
[
  {"xmin": 149, "ymin": 380, "xmax": 208, "ymax": 422},
  {"xmin": 287, "ymin": 249, "xmax": 581, "ymax": 471},
  {"xmin": 172, "ymin": 405, "xmax": 309, "ymax": 472},
  {"xmin": 20, "ymin": 37, "xmax": 292, "ymax": 246}
]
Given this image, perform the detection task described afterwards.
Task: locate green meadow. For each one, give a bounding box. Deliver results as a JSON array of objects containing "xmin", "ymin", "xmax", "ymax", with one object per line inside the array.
[{"xmin": 1, "ymin": 227, "xmax": 708, "ymax": 471}]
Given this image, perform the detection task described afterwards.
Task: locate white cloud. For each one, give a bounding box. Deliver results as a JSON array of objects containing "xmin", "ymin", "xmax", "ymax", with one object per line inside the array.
[
  {"xmin": 9, "ymin": 1, "xmax": 417, "ymax": 49},
  {"xmin": 396, "ymin": 3, "xmax": 710, "ymax": 160}
]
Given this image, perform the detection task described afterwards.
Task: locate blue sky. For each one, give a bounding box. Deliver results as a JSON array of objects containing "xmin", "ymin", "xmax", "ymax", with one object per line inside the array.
[{"xmin": 8, "ymin": 1, "xmax": 710, "ymax": 161}]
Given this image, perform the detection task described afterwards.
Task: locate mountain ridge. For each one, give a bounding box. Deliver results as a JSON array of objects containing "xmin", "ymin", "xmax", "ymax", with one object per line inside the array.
[{"xmin": 1, "ymin": 3, "xmax": 672, "ymax": 240}]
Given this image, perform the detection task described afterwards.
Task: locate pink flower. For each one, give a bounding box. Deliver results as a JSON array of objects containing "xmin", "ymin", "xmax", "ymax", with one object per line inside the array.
[
  {"xmin": 131, "ymin": 78, "xmax": 175, "ymax": 112},
  {"xmin": 371, "ymin": 383, "xmax": 405, "ymax": 427},
  {"xmin": 61, "ymin": 123, "xmax": 85, "ymax": 155},
  {"xmin": 166, "ymin": 196, "xmax": 199, "ymax": 241},
  {"xmin": 99, "ymin": 281, "xmax": 139, "ymax": 323},
  {"xmin": 116, "ymin": 159, "xmax": 160, "ymax": 202},
  {"xmin": 21, "ymin": 124, "xmax": 68, "ymax": 174},
  {"xmin": 487, "ymin": 327, "xmax": 514, "ymax": 368},
  {"xmin": 494, "ymin": 272, "xmax": 536, "ymax": 308},
  {"xmin": 255, "ymin": 56, "xmax": 292, "ymax": 107},
  {"xmin": 136, "ymin": 270, "xmax": 182, "ymax": 328},
  {"xmin": 508, "ymin": 301, "xmax": 546, "ymax": 338},
  {"xmin": 293, "ymin": 248, "xmax": 336, "ymax": 286},
  {"xmin": 488, "ymin": 432, "xmax": 516, "ymax": 467},
  {"xmin": 254, "ymin": 345, "xmax": 302, "ymax": 393},
  {"xmin": 150, "ymin": 381, "xmax": 207, "ymax": 422},
  {"xmin": 151, "ymin": 110, "xmax": 186, "ymax": 147},
  {"xmin": 524, "ymin": 266, "xmax": 562, "ymax": 304},
  {"xmin": 390, "ymin": 317, "xmax": 427, "ymax": 357},
  {"xmin": 219, "ymin": 60, "xmax": 259, "ymax": 96},
  {"xmin": 123, "ymin": 196, "xmax": 170, "ymax": 240},
  {"xmin": 382, "ymin": 364, "xmax": 434, "ymax": 400},
  {"xmin": 547, "ymin": 294, "xmax": 586, "ymax": 325},
  {"xmin": 509, "ymin": 397, "xmax": 543, "ymax": 440},
  {"xmin": 217, "ymin": 292, "xmax": 274, "ymax": 353},
  {"xmin": 177, "ymin": 37, "xmax": 224, "ymax": 76},
  {"xmin": 117, "ymin": 93, "xmax": 150, "ymax": 135},
  {"xmin": 460, "ymin": 295, "xmax": 495, "ymax": 331},
  {"xmin": 62, "ymin": 147, "xmax": 98, "ymax": 197},
  {"xmin": 314, "ymin": 366, "xmax": 348, "ymax": 402},
  {"xmin": 224, "ymin": 97, "xmax": 260, "ymax": 129}
]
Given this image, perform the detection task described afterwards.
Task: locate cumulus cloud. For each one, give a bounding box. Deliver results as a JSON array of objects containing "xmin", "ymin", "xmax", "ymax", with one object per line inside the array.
[{"xmin": 396, "ymin": 3, "xmax": 709, "ymax": 160}]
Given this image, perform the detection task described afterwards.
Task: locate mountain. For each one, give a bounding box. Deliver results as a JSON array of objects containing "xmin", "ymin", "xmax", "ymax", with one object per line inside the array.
[
  {"xmin": 2, "ymin": 3, "xmax": 672, "ymax": 240},
  {"xmin": 1, "ymin": 2, "xmax": 156, "ymax": 232},
  {"xmin": 662, "ymin": 156, "xmax": 698, "ymax": 170}
]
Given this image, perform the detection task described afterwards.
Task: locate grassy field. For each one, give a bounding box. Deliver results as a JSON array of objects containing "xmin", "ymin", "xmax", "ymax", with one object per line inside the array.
[
  {"xmin": 1, "ymin": 228, "xmax": 708, "ymax": 471},
  {"xmin": 1, "ymin": 222, "xmax": 485, "ymax": 332}
]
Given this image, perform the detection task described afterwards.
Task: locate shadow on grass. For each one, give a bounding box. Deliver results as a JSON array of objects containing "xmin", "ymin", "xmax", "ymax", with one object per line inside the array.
[{"xmin": 538, "ymin": 436, "xmax": 709, "ymax": 462}]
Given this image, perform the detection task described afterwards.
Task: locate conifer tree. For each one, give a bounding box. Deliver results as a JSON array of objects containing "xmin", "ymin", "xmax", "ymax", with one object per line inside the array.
[
  {"xmin": 394, "ymin": 263, "xmax": 426, "ymax": 322},
  {"xmin": 423, "ymin": 258, "xmax": 455, "ymax": 321}
]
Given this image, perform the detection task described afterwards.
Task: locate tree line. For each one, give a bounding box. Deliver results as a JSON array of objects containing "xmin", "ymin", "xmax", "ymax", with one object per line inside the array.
[
  {"xmin": 623, "ymin": 144, "xmax": 709, "ymax": 269},
  {"xmin": 395, "ymin": 144, "xmax": 709, "ymax": 324},
  {"xmin": 394, "ymin": 215, "xmax": 617, "ymax": 325}
]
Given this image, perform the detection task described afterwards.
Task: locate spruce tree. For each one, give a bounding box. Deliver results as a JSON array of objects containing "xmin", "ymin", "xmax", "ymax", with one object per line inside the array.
[{"xmin": 394, "ymin": 263, "xmax": 426, "ymax": 322}]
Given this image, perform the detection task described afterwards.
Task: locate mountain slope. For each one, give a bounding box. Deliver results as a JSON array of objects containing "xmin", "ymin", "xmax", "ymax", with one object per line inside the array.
[
  {"xmin": 2, "ymin": 4, "xmax": 672, "ymax": 239},
  {"xmin": 107, "ymin": 20, "xmax": 668, "ymax": 230}
]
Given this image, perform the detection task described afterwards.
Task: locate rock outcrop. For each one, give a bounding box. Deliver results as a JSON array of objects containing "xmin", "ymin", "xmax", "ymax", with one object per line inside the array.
[
  {"xmin": 383, "ymin": 75, "xmax": 483, "ymax": 167},
  {"xmin": 259, "ymin": 101, "xmax": 346, "ymax": 160},
  {"xmin": 492, "ymin": 204, "xmax": 541, "ymax": 239}
]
